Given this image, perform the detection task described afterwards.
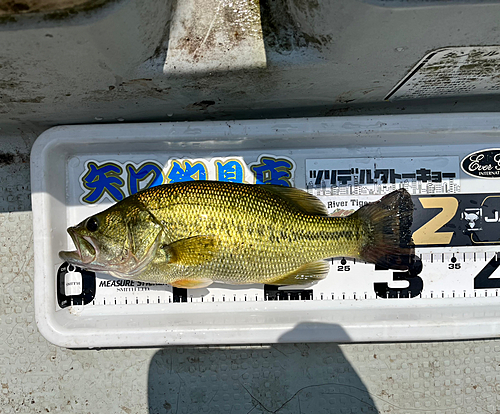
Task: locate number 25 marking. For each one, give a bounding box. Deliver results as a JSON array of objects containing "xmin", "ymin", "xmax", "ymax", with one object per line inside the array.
[{"xmin": 413, "ymin": 197, "xmax": 459, "ymax": 245}]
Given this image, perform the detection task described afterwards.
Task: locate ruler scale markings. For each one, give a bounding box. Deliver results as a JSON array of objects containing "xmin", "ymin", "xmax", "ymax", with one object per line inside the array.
[
  {"xmin": 62, "ymin": 191, "xmax": 500, "ymax": 309},
  {"xmin": 107, "ymin": 248, "xmax": 492, "ymax": 306},
  {"xmin": 76, "ymin": 248, "xmax": 500, "ymax": 307}
]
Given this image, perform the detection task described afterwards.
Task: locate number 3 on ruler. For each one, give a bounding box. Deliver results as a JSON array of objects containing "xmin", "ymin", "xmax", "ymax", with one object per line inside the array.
[
  {"xmin": 413, "ymin": 197, "xmax": 459, "ymax": 245},
  {"xmin": 374, "ymin": 271, "xmax": 424, "ymax": 299}
]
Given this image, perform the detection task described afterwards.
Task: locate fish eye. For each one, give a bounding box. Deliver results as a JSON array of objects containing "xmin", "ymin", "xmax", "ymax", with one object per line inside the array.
[{"xmin": 86, "ymin": 217, "xmax": 99, "ymax": 232}]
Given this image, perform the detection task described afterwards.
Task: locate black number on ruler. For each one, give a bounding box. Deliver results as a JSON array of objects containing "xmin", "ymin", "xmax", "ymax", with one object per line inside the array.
[
  {"xmin": 337, "ymin": 258, "xmax": 350, "ymax": 272},
  {"xmin": 172, "ymin": 287, "xmax": 187, "ymax": 302},
  {"xmin": 374, "ymin": 271, "xmax": 424, "ymax": 299},
  {"xmin": 474, "ymin": 253, "xmax": 500, "ymax": 289},
  {"xmin": 264, "ymin": 285, "xmax": 313, "ymax": 301}
]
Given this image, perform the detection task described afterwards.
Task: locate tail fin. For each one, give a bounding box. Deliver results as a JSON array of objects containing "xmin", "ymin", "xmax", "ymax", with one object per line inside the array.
[{"xmin": 353, "ymin": 189, "xmax": 416, "ymax": 271}]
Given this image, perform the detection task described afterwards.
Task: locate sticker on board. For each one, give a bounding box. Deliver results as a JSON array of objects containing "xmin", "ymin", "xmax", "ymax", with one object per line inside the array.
[
  {"xmin": 461, "ymin": 148, "xmax": 500, "ymax": 179},
  {"xmin": 386, "ymin": 46, "xmax": 500, "ymax": 100}
]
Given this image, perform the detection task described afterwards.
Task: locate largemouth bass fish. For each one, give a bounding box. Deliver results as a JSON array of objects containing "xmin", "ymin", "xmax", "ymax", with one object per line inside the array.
[{"xmin": 59, "ymin": 181, "xmax": 414, "ymax": 288}]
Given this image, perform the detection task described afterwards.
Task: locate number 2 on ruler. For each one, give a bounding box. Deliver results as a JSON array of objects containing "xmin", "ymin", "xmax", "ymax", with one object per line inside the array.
[{"xmin": 413, "ymin": 197, "xmax": 458, "ymax": 245}]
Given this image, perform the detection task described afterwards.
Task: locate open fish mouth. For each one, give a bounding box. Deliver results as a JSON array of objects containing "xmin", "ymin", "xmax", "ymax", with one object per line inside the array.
[{"xmin": 59, "ymin": 227, "xmax": 97, "ymax": 265}]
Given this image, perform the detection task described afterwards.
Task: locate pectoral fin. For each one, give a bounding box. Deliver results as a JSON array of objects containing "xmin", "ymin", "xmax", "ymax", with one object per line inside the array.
[
  {"xmin": 171, "ymin": 278, "xmax": 213, "ymax": 289},
  {"xmin": 162, "ymin": 235, "xmax": 219, "ymax": 266},
  {"xmin": 265, "ymin": 261, "xmax": 330, "ymax": 285}
]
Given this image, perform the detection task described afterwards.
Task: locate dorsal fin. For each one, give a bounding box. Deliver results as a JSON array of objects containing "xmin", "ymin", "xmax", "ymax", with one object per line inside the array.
[{"xmin": 260, "ymin": 185, "xmax": 328, "ymax": 216}]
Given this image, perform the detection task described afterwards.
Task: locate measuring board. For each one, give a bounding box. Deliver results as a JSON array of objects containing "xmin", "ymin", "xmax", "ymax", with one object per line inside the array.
[{"xmin": 31, "ymin": 115, "xmax": 500, "ymax": 348}]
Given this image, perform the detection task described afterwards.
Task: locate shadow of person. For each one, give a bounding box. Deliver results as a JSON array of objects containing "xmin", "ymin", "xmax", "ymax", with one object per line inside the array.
[{"xmin": 148, "ymin": 323, "xmax": 377, "ymax": 413}]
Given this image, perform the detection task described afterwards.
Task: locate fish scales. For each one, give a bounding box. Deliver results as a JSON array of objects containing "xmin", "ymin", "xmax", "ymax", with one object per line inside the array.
[
  {"xmin": 133, "ymin": 182, "xmax": 364, "ymax": 284},
  {"xmin": 60, "ymin": 181, "xmax": 415, "ymax": 288}
]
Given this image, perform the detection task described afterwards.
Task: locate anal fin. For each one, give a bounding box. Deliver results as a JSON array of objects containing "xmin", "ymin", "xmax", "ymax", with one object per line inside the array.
[
  {"xmin": 265, "ymin": 261, "xmax": 330, "ymax": 286},
  {"xmin": 171, "ymin": 278, "xmax": 213, "ymax": 289}
]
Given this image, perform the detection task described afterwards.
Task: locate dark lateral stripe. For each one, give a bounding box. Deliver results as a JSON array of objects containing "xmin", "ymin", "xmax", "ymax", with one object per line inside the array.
[{"xmin": 268, "ymin": 229, "xmax": 357, "ymax": 243}]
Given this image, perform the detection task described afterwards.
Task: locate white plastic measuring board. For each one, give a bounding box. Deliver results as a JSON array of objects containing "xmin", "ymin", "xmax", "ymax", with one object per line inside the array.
[{"xmin": 31, "ymin": 114, "xmax": 500, "ymax": 348}]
